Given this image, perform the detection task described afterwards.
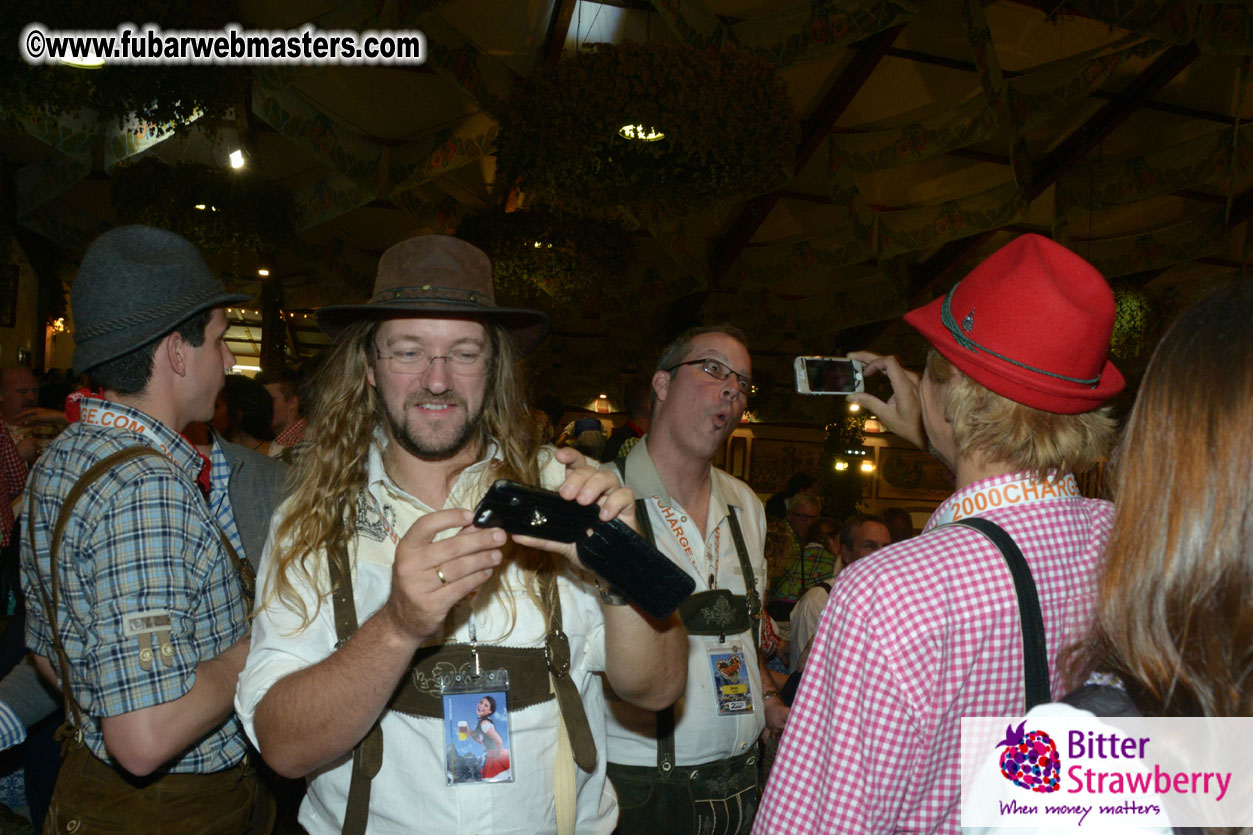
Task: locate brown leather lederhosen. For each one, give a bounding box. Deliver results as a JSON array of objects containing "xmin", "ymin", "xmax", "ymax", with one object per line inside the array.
[
  {"xmin": 327, "ymin": 541, "xmax": 596, "ymax": 835},
  {"xmin": 29, "ymin": 446, "xmax": 271, "ymax": 835}
]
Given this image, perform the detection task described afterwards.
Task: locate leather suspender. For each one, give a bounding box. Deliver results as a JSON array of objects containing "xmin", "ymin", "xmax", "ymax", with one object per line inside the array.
[
  {"xmin": 328, "ymin": 532, "xmax": 595, "ymax": 835},
  {"xmin": 614, "ymin": 462, "xmax": 760, "ymax": 776},
  {"xmin": 29, "ymin": 446, "xmax": 256, "ymax": 747},
  {"xmin": 950, "ymin": 517, "xmax": 1051, "ymax": 709}
]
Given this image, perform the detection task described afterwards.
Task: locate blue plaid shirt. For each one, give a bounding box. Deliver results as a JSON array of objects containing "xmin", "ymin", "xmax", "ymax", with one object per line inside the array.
[
  {"xmin": 20, "ymin": 398, "xmax": 249, "ymax": 773},
  {"xmin": 208, "ymin": 437, "xmax": 244, "ymax": 560}
]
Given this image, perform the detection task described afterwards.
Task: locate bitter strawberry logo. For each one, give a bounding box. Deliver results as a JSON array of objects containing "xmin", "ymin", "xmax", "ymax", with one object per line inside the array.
[{"xmin": 996, "ymin": 721, "xmax": 1061, "ymax": 793}]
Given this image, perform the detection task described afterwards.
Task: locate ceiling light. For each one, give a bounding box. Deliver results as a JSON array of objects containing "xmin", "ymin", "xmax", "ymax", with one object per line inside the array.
[
  {"xmin": 257, "ymin": 268, "xmax": 270, "ymax": 277},
  {"xmin": 834, "ymin": 460, "xmax": 849, "ymax": 471},
  {"xmin": 848, "ymin": 402, "xmax": 861, "ymax": 412},
  {"xmin": 229, "ymin": 149, "xmax": 245, "ymax": 169},
  {"xmin": 860, "ymin": 461, "xmax": 876, "ymax": 473},
  {"xmin": 618, "ymin": 124, "xmax": 665, "ymax": 142},
  {"xmin": 194, "ymin": 204, "xmax": 206, "ymax": 210}
]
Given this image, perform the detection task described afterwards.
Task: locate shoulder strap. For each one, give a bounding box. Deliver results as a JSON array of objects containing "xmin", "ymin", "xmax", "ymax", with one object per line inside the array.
[
  {"xmin": 327, "ymin": 542, "xmax": 381, "ymax": 835},
  {"xmin": 615, "ymin": 458, "xmax": 656, "ymax": 548},
  {"xmin": 950, "ymin": 517, "xmax": 1051, "ymax": 709},
  {"xmin": 817, "ymin": 581, "xmax": 831, "ymax": 594},
  {"xmin": 30, "ymin": 446, "xmax": 164, "ymax": 739}
]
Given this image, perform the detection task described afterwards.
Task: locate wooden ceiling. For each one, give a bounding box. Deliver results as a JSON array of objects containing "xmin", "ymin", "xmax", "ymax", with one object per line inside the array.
[{"xmin": 4, "ymin": 0, "xmax": 1251, "ymax": 421}]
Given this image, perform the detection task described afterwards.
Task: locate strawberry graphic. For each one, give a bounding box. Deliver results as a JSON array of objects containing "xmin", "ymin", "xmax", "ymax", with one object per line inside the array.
[{"xmin": 996, "ymin": 721, "xmax": 1061, "ymax": 793}]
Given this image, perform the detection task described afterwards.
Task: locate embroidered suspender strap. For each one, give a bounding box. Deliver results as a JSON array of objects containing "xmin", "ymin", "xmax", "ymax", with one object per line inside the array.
[
  {"xmin": 539, "ymin": 570, "xmax": 597, "ymax": 772},
  {"xmin": 725, "ymin": 508, "xmax": 761, "ymax": 651},
  {"xmin": 327, "ymin": 543, "xmax": 382, "ymax": 835},
  {"xmin": 950, "ymin": 517, "xmax": 1051, "ymax": 709},
  {"xmin": 28, "ymin": 446, "xmax": 164, "ymax": 745},
  {"xmin": 327, "ymin": 544, "xmax": 597, "ymax": 834},
  {"xmin": 611, "ymin": 463, "xmax": 765, "ymax": 774},
  {"xmin": 654, "ymin": 507, "xmax": 758, "ymax": 777},
  {"xmin": 216, "ymin": 528, "xmax": 255, "ymax": 605}
]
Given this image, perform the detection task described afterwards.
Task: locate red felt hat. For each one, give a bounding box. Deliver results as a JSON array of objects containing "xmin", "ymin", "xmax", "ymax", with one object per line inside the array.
[{"xmin": 903, "ymin": 234, "xmax": 1124, "ymax": 414}]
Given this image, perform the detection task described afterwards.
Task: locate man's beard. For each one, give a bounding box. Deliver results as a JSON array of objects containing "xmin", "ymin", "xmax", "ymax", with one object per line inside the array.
[{"xmin": 382, "ymin": 392, "xmax": 486, "ymax": 461}]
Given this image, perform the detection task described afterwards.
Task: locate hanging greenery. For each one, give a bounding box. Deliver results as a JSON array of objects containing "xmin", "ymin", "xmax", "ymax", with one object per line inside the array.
[
  {"xmin": 818, "ymin": 411, "xmax": 868, "ymax": 524},
  {"xmin": 1109, "ymin": 285, "xmax": 1151, "ymax": 359},
  {"xmin": 493, "ymin": 41, "xmax": 798, "ymax": 218},
  {"xmin": 457, "ymin": 208, "xmax": 637, "ymax": 305},
  {"xmin": 110, "ymin": 158, "xmax": 295, "ymax": 254},
  {"xmin": 0, "ymin": 0, "xmax": 247, "ymax": 134}
]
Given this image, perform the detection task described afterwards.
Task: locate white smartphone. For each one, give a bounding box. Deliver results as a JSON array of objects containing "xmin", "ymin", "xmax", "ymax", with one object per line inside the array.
[{"xmin": 794, "ymin": 356, "xmax": 865, "ymax": 395}]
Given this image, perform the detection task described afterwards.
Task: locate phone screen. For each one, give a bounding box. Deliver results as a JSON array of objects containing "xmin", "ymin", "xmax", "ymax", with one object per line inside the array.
[{"xmin": 803, "ymin": 358, "xmax": 859, "ymax": 393}]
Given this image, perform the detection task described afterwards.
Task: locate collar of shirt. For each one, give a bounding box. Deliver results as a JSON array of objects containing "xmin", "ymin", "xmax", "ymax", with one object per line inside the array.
[
  {"xmin": 365, "ymin": 425, "xmax": 505, "ymax": 513},
  {"xmin": 76, "ymin": 396, "xmax": 204, "ymax": 481},
  {"xmin": 273, "ymin": 417, "xmax": 307, "ymax": 447},
  {"xmin": 623, "ymin": 436, "xmax": 738, "ymax": 534},
  {"xmin": 923, "ymin": 469, "xmax": 1082, "ymax": 532}
]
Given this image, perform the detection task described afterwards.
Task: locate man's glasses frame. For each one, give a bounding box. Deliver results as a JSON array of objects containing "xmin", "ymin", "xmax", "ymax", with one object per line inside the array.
[
  {"xmin": 665, "ymin": 358, "xmax": 757, "ymax": 399},
  {"xmin": 374, "ymin": 345, "xmax": 491, "ymax": 377}
]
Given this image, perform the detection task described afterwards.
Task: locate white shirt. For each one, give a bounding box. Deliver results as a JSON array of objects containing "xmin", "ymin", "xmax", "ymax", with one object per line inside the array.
[
  {"xmin": 606, "ymin": 438, "xmax": 768, "ymax": 767},
  {"xmin": 787, "ymin": 578, "xmax": 833, "ymax": 671},
  {"xmin": 237, "ymin": 439, "xmax": 616, "ymax": 835}
]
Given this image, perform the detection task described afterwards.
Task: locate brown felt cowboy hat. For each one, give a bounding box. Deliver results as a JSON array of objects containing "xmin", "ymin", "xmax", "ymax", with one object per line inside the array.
[
  {"xmin": 316, "ymin": 235, "xmax": 550, "ymax": 355},
  {"xmin": 904, "ymin": 233, "xmax": 1125, "ymax": 414}
]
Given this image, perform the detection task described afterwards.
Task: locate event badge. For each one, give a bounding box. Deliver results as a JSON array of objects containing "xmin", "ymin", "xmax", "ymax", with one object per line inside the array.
[
  {"xmin": 441, "ymin": 668, "xmax": 514, "ymax": 786},
  {"xmin": 707, "ymin": 647, "xmax": 754, "ymax": 716}
]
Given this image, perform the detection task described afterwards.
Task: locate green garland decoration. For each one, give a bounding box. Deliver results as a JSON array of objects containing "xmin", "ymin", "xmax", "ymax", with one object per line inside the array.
[
  {"xmin": 1110, "ymin": 286, "xmax": 1151, "ymax": 359},
  {"xmin": 818, "ymin": 411, "xmax": 868, "ymax": 524},
  {"xmin": 110, "ymin": 158, "xmax": 295, "ymax": 255},
  {"xmin": 0, "ymin": 1, "xmax": 246, "ymax": 134},
  {"xmin": 457, "ymin": 208, "xmax": 637, "ymax": 305},
  {"xmin": 493, "ymin": 41, "xmax": 798, "ymax": 218}
]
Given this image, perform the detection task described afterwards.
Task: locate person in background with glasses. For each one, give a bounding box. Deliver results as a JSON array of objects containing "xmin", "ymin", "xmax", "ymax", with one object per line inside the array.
[
  {"xmin": 237, "ymin": 235, "xmax": 687, "ymax": 835},
  {"xmin": 763, "ymin": 491, "xmax": 824, "ymax": 621},
  {"xmin": 606, "ymin": 325, "xmax": 783, "ymax": 835}
]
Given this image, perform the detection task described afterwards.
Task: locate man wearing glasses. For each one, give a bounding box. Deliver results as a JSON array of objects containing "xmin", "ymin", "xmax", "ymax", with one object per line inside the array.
[
  {"xmin": 606, "ymin": 326, "xmax": 784, "ymax": 835},
  {"xmin": 236, "ymin": 235, "xmax": 687, "ymax": 835}
]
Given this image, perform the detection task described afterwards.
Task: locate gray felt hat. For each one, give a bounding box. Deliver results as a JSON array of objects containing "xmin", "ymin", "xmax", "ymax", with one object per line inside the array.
[
  {"xmin": 72, "ymin": 226, "xmax": 248, "ymax": 376},
  {"xmin": 316, "ymin": 235, "xmax": 550, "ymax": 355}
]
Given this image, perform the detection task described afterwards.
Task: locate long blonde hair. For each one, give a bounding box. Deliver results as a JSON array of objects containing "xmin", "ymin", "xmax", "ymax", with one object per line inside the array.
[{"xmin": 265, "ymin": 316, "xmax": 556, "ymax": 631}]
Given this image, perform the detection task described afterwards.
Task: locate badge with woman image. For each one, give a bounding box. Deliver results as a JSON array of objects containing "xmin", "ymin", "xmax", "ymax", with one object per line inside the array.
[
  {"xmin": 441, "ymin": 669, "xmax": 514, "ymax": 785},
  {"xmin": 708, "ymin": 647, "xmax": 754, "ymax": 715}
]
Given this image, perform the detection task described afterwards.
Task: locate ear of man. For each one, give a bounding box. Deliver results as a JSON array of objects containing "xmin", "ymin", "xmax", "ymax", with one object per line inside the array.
[
  {"xmin": 164, "ymin": 332, "xmax": 188, "ymax": 378},
  {"xmin": 651, "ymin": 368, "xmax": 670, "ymax": 404}
]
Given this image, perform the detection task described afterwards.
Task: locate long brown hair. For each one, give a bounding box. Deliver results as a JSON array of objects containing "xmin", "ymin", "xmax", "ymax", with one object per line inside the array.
[
  {"xmin": 1066, "ymin": 281, "xmax": 1253, "ymax": 717},
  {"xmin": 264, "ymin": 316, "xmax": 555, "ymax": 632}
]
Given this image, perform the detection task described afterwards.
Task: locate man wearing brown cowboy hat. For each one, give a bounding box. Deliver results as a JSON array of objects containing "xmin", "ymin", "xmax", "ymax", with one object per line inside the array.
[
  {"xmin": 21, "ymin": 225, "xmax": 272, "ymax": 831},
  {"xmin": 756, "ymin": 234, "xmax": 1124, "ymax": 835},
  {"xmin": 236, "ymin": 234, "xmax": 687, "ymax": 834}
]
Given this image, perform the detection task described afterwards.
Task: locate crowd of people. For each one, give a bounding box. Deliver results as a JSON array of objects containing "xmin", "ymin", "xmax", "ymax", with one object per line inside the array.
[{"xmin": 0, "ymin": 223, "xmax": 1246, "ymax": 835}]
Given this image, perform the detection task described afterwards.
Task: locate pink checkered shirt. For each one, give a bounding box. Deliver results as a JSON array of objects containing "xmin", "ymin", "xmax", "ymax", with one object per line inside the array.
[{"xmin": 754, "ymin": 471, "xmax": 1112, "ymax": 835}]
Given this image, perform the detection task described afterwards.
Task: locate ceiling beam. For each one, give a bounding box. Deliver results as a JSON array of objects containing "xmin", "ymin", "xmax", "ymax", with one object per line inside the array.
[
  {"xmin": 543, "ymin": 0, "xmax": 579, "ymax": 66},
  {"xmin": 899, "ymin": 42, "xmax": 1200, "ymax": 309},
  {"xmin": 883, "ymin": 46, "xmax": 1237, "ymax": 126},
  {"xmin": 709, "ymin": 24, "xmax": 905, "ymax": 284}
]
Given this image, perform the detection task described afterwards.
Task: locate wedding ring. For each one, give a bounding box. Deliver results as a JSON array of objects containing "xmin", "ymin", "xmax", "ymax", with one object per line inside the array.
[{"xmin": 435, "ymin": 565, "xmax": 448, "ymax": 585}]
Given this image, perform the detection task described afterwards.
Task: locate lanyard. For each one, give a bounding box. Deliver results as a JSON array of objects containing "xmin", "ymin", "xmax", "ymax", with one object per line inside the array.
[
  {"xmin": 929, "ymin": 473, "xmax": 1082, "ymax": 528},
  {"xmin": 651, "ymin": 497, "xmax": 722, "ymax": 588}
]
